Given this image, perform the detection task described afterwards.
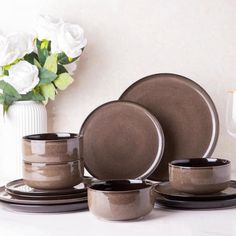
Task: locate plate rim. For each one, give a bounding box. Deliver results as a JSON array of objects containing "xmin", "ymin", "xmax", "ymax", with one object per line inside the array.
[
  {"xmin": 154, "ymin": 181, "xmax": 236, "ymax": 201},
  {"xmin": 120, "ymin": 73, "xmax": 219, "ymax": 180},
  {"xmin": 0, "ymin": 201, "xmax": 88, "ymax": 213},
  {"xmin": 5, "ymin": 179, "xmax": 87, "ymax": 196},
  {"xmin": 5, "ymin": 188, "xmax": 87, "ymax": 200},
  {"xmin": 156, "ymin": 194, "xmax": 236, "ymax": 209},
  {"xmin": 0, "ymin": 186, "xmax": 88, "ymax": 205},
  {"xmin": 79, "ymin": 100, "xmax": 165, "ymax": 180}
]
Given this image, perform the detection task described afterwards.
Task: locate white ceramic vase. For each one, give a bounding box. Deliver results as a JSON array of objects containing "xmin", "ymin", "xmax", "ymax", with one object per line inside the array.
[{"xmin": 0, "ymin": 101, "xmax": 47, "ymax": 181}]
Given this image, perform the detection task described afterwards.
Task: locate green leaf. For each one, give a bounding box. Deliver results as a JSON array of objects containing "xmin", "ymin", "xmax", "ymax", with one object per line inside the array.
[
  {"xmin": 24, "ymin": 52, "xmax": 39, "ymax": 65},
  {"xmin": 0, "ymin": 81, "xmax": 21, "ymax": 114},
  {"xmin": 36, "ymin": 39, "xmax": 49, "ymax": 66},
  {"xmin": 3, "ymin": 103, "xmax": 9, "ymax": 113},
  {"xmin": 2, "ymin": 64, "xmax": 11, "ymax": 71},
  {"xmin": 40, "ymin": 83, "xmax": 56, "ymax": 101},
  {"xmin": 58, "ymin": 52, "xmax": 79, "ymax": 65},
  {"xmin": 54, "ymin": 73, "xmax": 74, "ymax": 90},
  {"xmin": 33, "ymin": 58, "xmax": 42, "ymax": 69},
  {"xmin": 2, "ymin": 69, "xmax": 9, "ymax": 76},
  {"xmin": 20, "ymin": 91, "xmax": 45, "ymax": 102},
  {"xmin": 44, "ymin": 54, "xmax": 57, "ymax": 73},
  {"xmin": 2, "ymin": 94, "xmax": 19, "ymax": 114},
  {"xmin": 0, "ymin": 80, "xmax": 21, "ymax": 99},
  {"xmin": 57, "ymin": 64, "xmax": 68, "ymax": 74},
  {"xmin": 41, "ymin": 39, "xmax": 49, "ymax": 49},
  {"xmin": 39, "ymin": 68, "xmax": 57, "ymax": 85},
  {"xmin": 0, "ymin": 94, "xmax": 4, "ymax": 104}
]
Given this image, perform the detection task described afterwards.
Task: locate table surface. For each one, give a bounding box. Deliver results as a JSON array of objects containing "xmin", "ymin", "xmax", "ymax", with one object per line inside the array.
[{"xmin": 0, "ymin": 174, "xmax": 235, "ymax": 236}]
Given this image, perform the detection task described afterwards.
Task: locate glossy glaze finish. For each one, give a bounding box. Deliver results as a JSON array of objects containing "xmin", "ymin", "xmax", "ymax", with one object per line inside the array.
[
  {"xmin": 120, "ymin": 73, "xmax": 219, "ymax": 181},
  {"xmin": 0, "ymin": 185, "xmax": 88, "ymax": 213},
  {"xmin": 6, "ymin": 179, "xmax": 87, "ymax": 196},
  {"xmin": 155, "ymin": 180, "xmax": 236, "ymax": 201},
  {"xmin": 0, "ymin": 186, "xmax": 87, "ymax": 205},
  {"xmin": 23, "ymin": 161, "xmax": 84, "ymax": 190},
  {"xmin": 22, "ymin": 133, "xmax": 82, "ymax": 163},
  {"xmin": 156, "ymin": 194, "xmax": 236, "ymax": 209},
  {"xmin": 80, "ymin": 101, "xmax": 164, "ymax": 180},
  {"xmin": 169, "ymin": 158, "xmax": 231, "ymax": 194},
  {"xmin": 88, "ymin": 180, "xmax": 155, "ymax": 221},
  {"xmin": 1, "ymin": 201, "xmax": 88, "ymax": 213}
]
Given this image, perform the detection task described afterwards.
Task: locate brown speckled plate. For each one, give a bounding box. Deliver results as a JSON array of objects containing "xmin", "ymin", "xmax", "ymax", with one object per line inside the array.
[
  {"xmin": 80, "ymin": 101, "xmax": 165, "ymax": 180},
  {"xmin": 155, "ymin": 181, "xmax": 236, "ymax": 201},
  {"xmin": 5, "ymin": 179, "xmax": 87, "ymax": 197},
  {"xmin": 155, "ymin": 195, "xmax": 236, "ymax": 209},
  {"xmin": 5, "ymin": 189, "xmax": 87, "ymax": 200},
  {"xmin": 0, "ymin": 186, "xmax": 87, "ymax": 205},
  {"xmin": 0, "ymin": 201, "xmax": 88, "ymax": 213},
  {"xmin": 120, "ymin": 73, "xmax": 219, "ymax": 181}
]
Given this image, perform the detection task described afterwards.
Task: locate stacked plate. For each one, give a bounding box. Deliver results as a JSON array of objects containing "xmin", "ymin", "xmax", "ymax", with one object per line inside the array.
[
  {"xmin": 154, "ymin": 181, "xmax": 236, "ymax": 209},
  {"xmin": 0, "ymin": 179, "xmax": 89, "ymax": 213}
]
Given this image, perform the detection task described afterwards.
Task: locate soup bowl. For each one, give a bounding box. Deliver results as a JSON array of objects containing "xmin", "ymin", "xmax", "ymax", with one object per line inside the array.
[
  {"xmin": 23, "ymin": 161, "xmax": 83, "ymax": 190},
  {"xmin": 88, "ymin": 180, "xmax": 155, "ymax": 221},
  {"xmin": 22, "ymin": 133, "xmax": 83, "ymax": 190},
  {"xmin": 169, "ymin": 158, "xmax": 231, "ymax": 194},
  {"xmin": 22, "ymin": 133, "xmax": 81, "ymax": 163}
]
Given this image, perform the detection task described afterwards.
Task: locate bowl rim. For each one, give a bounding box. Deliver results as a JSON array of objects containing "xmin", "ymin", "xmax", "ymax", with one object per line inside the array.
[
  {"xmin": 23, "ymin": 160, "xmax": 82, "ymax": 166},
  {"xmin": 169, "ymin": 158, "xmax": 231, "ymax": 169},
  {"xmin": 88, "ymin": 179, "xmax": 152, "ymax": 193},
  {"xmin": 22, "ymin": 132, "xmax": 81, "ymax": 142}
]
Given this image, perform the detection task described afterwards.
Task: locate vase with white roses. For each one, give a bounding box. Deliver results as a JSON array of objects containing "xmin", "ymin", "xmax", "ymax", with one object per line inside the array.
[
  {"xmin": 0, "ymin": 15, "xmax": 87, "ymax": 112},
  {"xmin": 0, "ymin": 15, "xmax": 87, "ymax": 180}
]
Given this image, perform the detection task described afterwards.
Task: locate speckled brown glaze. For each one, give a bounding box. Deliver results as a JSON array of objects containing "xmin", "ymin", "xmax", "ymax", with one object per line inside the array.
[
  {"xmin": 23, "ymin": 160, "xmax": 84, "ymax": 190},
  {"xmin": 120, "ymin": 73, "xmax": 219, "ymax": 181},
  {"xmin": 88, "ymin": 180, "xmax": 155, "ymax": 221},
  {"xmin": 80, "ymin": 101, "xmax": 164, "ymax": 180},
  {"xmin": 22, "ymin": 133, "xmax": 82, "ymax": 163},
  {"xmin": 169, "ymin": 158, "xmax": 231, "ymax": 194}
]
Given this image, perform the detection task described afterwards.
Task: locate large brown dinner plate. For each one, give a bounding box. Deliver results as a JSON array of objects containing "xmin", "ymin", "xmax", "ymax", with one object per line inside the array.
[
  {"xmin": 80, "ymin": 101, "xmax": 164, "ymax": 180},
  {"xmin": 120, "ymin": 73, "xmax": 219, "ymax": 181}
]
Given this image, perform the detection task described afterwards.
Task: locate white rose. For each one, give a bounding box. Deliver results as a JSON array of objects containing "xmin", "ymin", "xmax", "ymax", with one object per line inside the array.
[
  {"xmin": 35, "ymin": 14, "xmax": 63, "ymax": 45},
  {"xmin": 3, "ymin": 61, "xmax": 39, "ymax": 94},
  {"xmin": 55, "ymin": 23, "xmax": 87, "ymax": 58},
  {"xmin": 35, "ymin": 15, "xmax": 64, "ymax": 54},
  {"xmin": 35, "ymin": 15, "xmax": 87, "ymax": 58},
  {"xmin": 0, "ymin": 32, "xmax": 34, "ymax": 66}
]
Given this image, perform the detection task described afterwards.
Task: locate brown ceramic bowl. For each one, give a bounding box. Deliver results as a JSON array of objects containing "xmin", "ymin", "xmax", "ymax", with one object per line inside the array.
[
  {"xmin": 169, "ymin": 158, "xmax": 231, "ymax": 194},
  {"xmin": 88, "ymin": 180, "xmax": 155, "ymax": 221},
  {"xmin": 23, "ymin": 160, "xmax": 84, "ymax": 190},
  {"xmin": 22, "ymin": 133, "xmax": 82, "ymax": 163}
]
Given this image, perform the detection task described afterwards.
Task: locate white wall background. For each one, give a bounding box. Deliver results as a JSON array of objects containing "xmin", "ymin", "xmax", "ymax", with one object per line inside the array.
[{"xmin": 0, "ymin": 0, "xmax": 236, "ymax": 169}]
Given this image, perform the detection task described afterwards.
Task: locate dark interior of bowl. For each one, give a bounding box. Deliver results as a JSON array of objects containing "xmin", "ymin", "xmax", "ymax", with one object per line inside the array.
[
  {"xmin": 89, "ymin": 180, "xmax": 151, "ymax": 191},
  {"xmin": 171, "ymin": 158, "xmax": 230, "ymax": 167},
  {"xmin": 23, "ymin": 133, "xmax": 78, "ymax": 141}
]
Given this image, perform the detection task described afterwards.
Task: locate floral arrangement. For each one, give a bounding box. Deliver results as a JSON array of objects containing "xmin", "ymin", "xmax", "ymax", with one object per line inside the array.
[{"xmin": 0, "ymin": 15, "xmax": 87, "ymax": 112}]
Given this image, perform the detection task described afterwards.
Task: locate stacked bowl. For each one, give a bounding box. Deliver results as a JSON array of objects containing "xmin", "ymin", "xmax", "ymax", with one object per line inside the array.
[{"xmin": 22, "ymin": 133, "xmax": 84, "ymax": 190}]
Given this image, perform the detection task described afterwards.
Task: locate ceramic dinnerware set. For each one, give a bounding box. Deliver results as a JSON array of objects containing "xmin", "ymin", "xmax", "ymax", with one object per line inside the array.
[{"xmin": 0, "ymin": 73, "xmax": 236, "ymax": 220}]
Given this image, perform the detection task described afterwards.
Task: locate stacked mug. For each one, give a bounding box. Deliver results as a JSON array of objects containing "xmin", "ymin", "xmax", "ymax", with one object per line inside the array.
[{"xmin": 22, "ymin": 133, "xmax": 83, "ymax": 190}]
